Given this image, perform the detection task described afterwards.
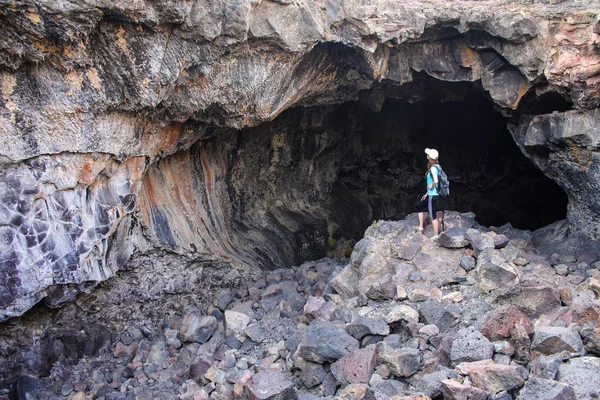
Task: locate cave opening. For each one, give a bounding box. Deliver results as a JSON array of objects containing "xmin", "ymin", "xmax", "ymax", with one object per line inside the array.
[{"xmin": 216, "ymin": 76, "xmax": 568, "ymax": 267}]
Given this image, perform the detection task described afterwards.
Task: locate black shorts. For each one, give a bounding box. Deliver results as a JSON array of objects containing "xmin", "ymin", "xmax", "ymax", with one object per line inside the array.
[{"xmin": 415, "ymin": 195, "xmax": 439, "ymax": 220}]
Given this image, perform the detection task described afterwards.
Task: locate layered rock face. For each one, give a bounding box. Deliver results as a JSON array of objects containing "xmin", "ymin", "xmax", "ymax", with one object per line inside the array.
[{"xmin": 0, "ymin": 0, "xmax": 599, "ymax": 321}]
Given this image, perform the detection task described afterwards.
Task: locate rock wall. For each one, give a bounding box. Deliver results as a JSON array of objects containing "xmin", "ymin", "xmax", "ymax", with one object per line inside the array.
[{"xmin": 0, "ymin": 0, "xmax": 599, "ymax": 320}]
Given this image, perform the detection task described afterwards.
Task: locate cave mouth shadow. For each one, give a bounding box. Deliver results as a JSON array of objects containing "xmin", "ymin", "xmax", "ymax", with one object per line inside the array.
[
  {"xmin": 222, "ymin": 76, "xmax": 569, "ymax": 267},
  {"xmin": 326, "ymin": 81, "xmax": 568, "ymax": 242}
]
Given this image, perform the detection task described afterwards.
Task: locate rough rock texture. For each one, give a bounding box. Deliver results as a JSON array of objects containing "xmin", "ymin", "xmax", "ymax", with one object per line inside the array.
[{"xmin": 1, "ymin": 0, "xmax": 599, "ymax": 322}]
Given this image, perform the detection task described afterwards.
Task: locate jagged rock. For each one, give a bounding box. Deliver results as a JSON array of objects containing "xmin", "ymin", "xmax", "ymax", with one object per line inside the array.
[
  {"xmin": 298, "ymin": 361, "xmax": 327, "ymax": 389},
  {"xmin": 364, "ymin": 379, "xmax": 409, "ymax": 400},
  {"xmin": 244, "ymin": 323, "xmax": 267, "ymax": 344},
  {"xmin": 330, "ymin": 266, "xmax": 360, "ymax": 299},
  {"xmin": 450, "ymin": 327, "xmax": 494, "ymax": 365},
  {"xmin": 493, "ymin": 286, "xmax": 562, "ymax": 319},
  {"xmin": 386, "ymin": 305, "xmax": 419, "ymax": 325},
  {"xmin": 441, "ymin": 379, "xmax": 487, "ymax": 400},
  {"xmin": 482, "ymin": 306, "xmax": 534, "ymax": 341},
  {"xmin": 457, "ymin": 361, "xmax": 528, "ymax": 394},
  {"xmin": 418, "ymin": 298, "xmax": 460, "ymax": 333},
  {"xmin": 459, "ymin": 255, "xmax": 477, "ymax": 272},
  {"xmin": 336, "ymin": 384, "xmax": 369, "ymax": 399},
  {"xmin": 529, "ymin": 354, "xmax": 564, "ymax": 380},
  {"xmin": 531, "ymin": 325, "xmax": 584, "ymax": 356},
  {"xmin": 299, "ymin": 321, "xmax": 359, "ymax": 363},
  {"xmin": 331, "ymin": 345, "xmax": 377, "ymax": 385},
  {"xmin": 467, "ymin": 229, "xmax": 495, "ymax": 255},
  {"xmin": 439, "ymin": 228, "xmax": 470, "ymax": 249},
  {"xmin": 217, "ymin": 289, "xmax": 234, "ymax": 311},
  {"xmin": 180, "ymin": 314, "xmax": 218, "ymax": 344},
  {"xmin": 248, "ymin": 370, "xmax": 297, "ymax": 400},
  {"xmin": 346, "ymin": 318, "xmax": 390, "ymax": 340},
  {"xmin": 224, "ymin": 311, "xmax": 251, "ymax": 336},
  {"xmin": 516, "ymin": 378, "xmax": 576, "ymax": 400},
  {"xmin": 376, "ymin": 342, "xmax": 421, "ymax": 378},
  {"xmin": 412, "ymin": 367, "xmax": 458, "ymax": 398},
  {"xmin": 475, "ymin": 249, "xmax": 520, "ymax": 293},
  {"xmin": 556, "ymin": 356, "xmax": 600, "ymax": 400}
]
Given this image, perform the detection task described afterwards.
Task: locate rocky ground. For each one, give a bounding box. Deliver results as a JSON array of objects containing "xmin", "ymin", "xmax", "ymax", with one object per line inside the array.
[{"xmin": 7, "ymin": 212, "xmax": 600, "ymax": 400}]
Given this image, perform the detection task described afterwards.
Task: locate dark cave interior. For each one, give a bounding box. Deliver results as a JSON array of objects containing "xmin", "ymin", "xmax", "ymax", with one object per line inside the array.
[{"xmin": 223, "ymin": 77, "xmax": 568, "ymax": 265}]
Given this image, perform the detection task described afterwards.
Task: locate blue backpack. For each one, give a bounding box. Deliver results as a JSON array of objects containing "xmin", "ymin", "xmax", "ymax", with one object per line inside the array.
[{"xmin": 433, "ymin": 165, "xmax": 450, "ymax": 196}]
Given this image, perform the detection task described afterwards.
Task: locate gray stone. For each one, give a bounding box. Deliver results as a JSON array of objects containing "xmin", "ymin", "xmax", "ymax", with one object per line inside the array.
[
  {"xmin": 557, "ymin": 356, "xmax": 600, "ymax": 400},
  {"xmin": 460, "ymin": 255, "xmax": 477, "ymax": 272},
  {"xmin": 244, "ymin": 323, "xmax": 267, "ymax": 343},
  {"xmin": 364, "ymin": 379, "xmax": 409, "ymax": 400},
  {"xmin": 531, "ymin": 326, "xmax": 584, "ymax": 356},
  {"xmin": 475, "ymin": 249, "xmax": 519, "ymax": 293},
  {"xmin": 346, "ymin": 318, "xmax": 390, "ymax": 340},
  {"xmin": 180, "ymin": 314, "xmax": 218, "ymax": 344},
  {"xmin": 467, "ymin": 229, "xmax": 495, "ymax": 255},
  {"xmin": 299, "ymin": 362, "xmax": 327, "ymax": 389},
  {"xmin": 418, "ymin": 298, "xmax": 459, "ymax": 333},
  {"xmin": 412, "ymin": 367, "xmax": 457, "ymax": 398},
  {"xmin": 439, "ymin": 227, "xmax": 470, "ymax": 248},
  {"xmin": 217, "ymin": 289, "xmax": 234, "ymax": 311},
  {"xmin": 376, "ymin": 342, "xmax": 421, "ymax": 378},
  {"xmin": 248, "ymin": 370, "xmax": 297, "ymax": 400},
  {"xmin": 529, "ymin": 354, "xmax": 564, "ymax": 380},
  {"xmin": 516, "ymin": 378, "xmax": 576, "ymax": 400},
  {"xmin": 300, "ymin": 321, "xmax": 359, "ymax": 363},
  {"xmin": 450, "ymin": 327, "xmax": 494, "ymax": 366}
]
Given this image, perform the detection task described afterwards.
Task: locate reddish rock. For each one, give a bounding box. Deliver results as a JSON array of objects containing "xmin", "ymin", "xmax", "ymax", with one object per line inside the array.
[
  {"xmin": 461, "ymin": 362, "xmax": 528, "ymax": 394},
  {"xmin": 441, "ymin": 379, "xmax": 487, "ymax": 400},
  {"xmin": 331, "ymin": 345, "xmax": 377, "ymax": 385},
  {"xmin": 113, "ymin": 342, "xmax": 138, "ymax": 361},
  {"xmin": 482, "ymin": 306, "xmax": 533, "ymax": 341}
]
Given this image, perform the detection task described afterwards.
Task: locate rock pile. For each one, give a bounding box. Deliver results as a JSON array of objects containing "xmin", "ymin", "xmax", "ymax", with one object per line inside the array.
[{"xmin": 12, "ymin": 212, "xmax": 600, "ymax": 400}]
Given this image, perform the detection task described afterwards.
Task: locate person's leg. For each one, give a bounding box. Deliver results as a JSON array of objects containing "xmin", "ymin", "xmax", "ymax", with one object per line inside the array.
[
  {"xmin": 415, "ymin": 197, "xmax": 428, "ymax": 231},
  {"xmin": 428, "ymin": 196, "xmax": 439, "ymax": 236},
  {"xmin": 432, "ymin": 218, "xmax": 439, "ymax": 236}
]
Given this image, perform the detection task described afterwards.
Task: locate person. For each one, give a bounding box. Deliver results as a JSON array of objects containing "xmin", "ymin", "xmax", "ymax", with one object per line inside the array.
[{"xmin": 415, "ymin": 148, "xmax": 441, "ymax": 238}]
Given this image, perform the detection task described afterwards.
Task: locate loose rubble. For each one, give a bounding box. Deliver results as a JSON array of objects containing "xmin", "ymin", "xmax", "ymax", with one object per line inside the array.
[{"xmin": 5, "ymin": 211, "xmax": 600, "ymax": 399}]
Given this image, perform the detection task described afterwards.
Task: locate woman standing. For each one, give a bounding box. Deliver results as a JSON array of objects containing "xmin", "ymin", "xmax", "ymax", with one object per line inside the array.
[{"xmin": 416, "ymin": 148, "xmax": 441, "ymax": 238}]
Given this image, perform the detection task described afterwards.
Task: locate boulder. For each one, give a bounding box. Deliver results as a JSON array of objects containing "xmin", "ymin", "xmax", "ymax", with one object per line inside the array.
[
  {"xmin": 515, "ymin": 378, "xmax": 576, "ymax": 400},
  {"xmin": 248, "ymin": 370, "xmax": 297, "ymax": 400},
  {"xmin": 298, "ymin": 362, "xmax": 327, "ymax": 389},
  {"xmin": 529, "ymin": 354, "xmax": 564, "ymax": 380},
  {"xmin": 531, "ymin": 325, "xmax": 584, "ymax": 356},
  {"xmin": 492, "ymin": 287, "xmax": 562, "ymax": 319},
  {"xmin": 386, "ymin": 305, "xmax": 419, "ymax": 324},
  {"xmin": 364, "ymin": 379, "xmax": 409, "ymax": 400},
  {"xmin": 411, "ymin": 367, "xmax": 457, "ymax": 398},
  {"xmin": 441, "ymin": 379, "xmax": 487, "ymax": 400},
  {"xmin": 346, "ymin": 318, "xmax": 390, "ymax": 340},
  {"xmin": 439, "ymin": 227, "xmax": 470, "ymax": 249},
  {"xmin": 180, "ymin": 314, "xmax": 218, "ymax": 344},
  {"xmin": 418, "ymin": 298, "xmax": 459, "ymax": 333},
  {"xmin": 450, "ymin": 327, "xmax": 494, "ymax": 366},
  {"xmin": 330, "ymin": 265, "xmax": 359, "ymax": 298},
  {"xmin": 331, "ymin": 345, "xmax": 377, "ymax": 385},
  {"xmin": 224, "ymin": 310, "xmax": 251, "ymax": 336},
  {"xmin": 299, "ymin": 321, "xmax": 359, "ymax": 363},
  {"xmin": 376, "ymin": 342, "xmax": 421, "ymax": 378},
  {"xmin": 475, "ymin": 249, "xmax": 519, "ymax": 293},
  {"xmin": 458, "ymin": 361, "xmax": 528, "ymax": 394},
  {"xmin": 467, "ymin": 229, "xmax": 495, "ymax": 255},
  {"xmin": 557, "ymin": 356, "xmax": 600, "ymax": 400}
]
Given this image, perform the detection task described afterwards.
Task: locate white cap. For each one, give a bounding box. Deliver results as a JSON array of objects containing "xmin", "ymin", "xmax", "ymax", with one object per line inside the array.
[{"xmin": 425, "ymin": 148, "xmax": 439, "ymax": 160}]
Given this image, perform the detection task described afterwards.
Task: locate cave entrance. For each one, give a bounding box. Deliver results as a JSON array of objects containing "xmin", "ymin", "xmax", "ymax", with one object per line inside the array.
[{"xmin": 227, "ymin": 76, "xmax": 568, "ymax": 265}]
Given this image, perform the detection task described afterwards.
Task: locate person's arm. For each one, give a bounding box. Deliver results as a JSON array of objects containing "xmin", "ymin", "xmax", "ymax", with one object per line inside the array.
[{"xmin": 428, "ymin": 167, "xmax": 438, "ymax": 190}]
